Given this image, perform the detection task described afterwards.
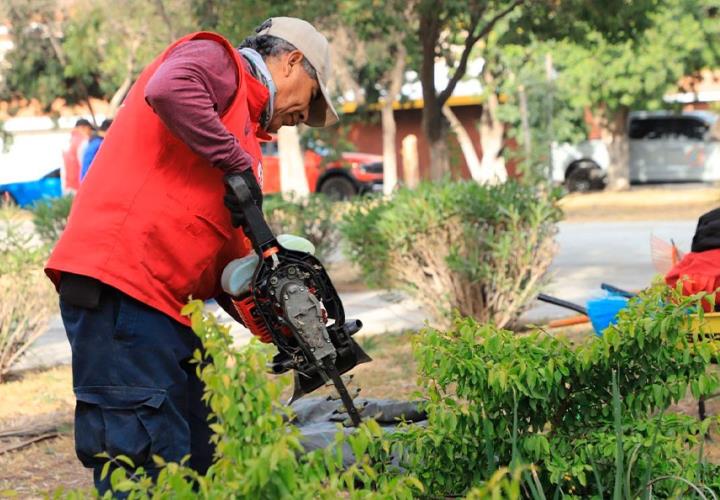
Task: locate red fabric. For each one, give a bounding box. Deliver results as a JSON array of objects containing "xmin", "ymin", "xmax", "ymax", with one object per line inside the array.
[
  {"xmin": 46, "ymin": 32, "xmax": 269, "ymax": 325},
  {"xmin": 62, "ymin": 131, "xmax": 84, "ymax": 191},
  {"xmin": 665, "ymin": 248, "xmax": 720, "ymax": 312}
]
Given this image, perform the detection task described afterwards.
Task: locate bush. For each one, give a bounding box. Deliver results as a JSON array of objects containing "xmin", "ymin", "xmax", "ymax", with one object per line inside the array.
[
  {"xmin": 340, "ymin": 180, "xmax": 562, "ymax": 329},
  {"xmin": 83, "ymin": 300, "xmax": 423, "ymax": 499},
  {"xmin": 59, "ymin": 283, "xmax": 720, "ymax": 498},
  {"xmin": 396, "ymin": 283, "xmax": 720, "ymax": 497},
  {"xmin": 0, "ymin": 203, "xmax": 55, "ymax": 382},
  {"xmin": 30, "ymin": 194, "xmax": 74, "ymax": 246},
  {"xmin": 263, "ymin": 193, "xmax": 346, "ymax": 262}
]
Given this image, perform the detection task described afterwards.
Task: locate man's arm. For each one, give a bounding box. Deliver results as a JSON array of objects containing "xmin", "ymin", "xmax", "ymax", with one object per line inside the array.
[{"xmin": 144, "ymin": 39, "xmax": 254, "ymax": 174}]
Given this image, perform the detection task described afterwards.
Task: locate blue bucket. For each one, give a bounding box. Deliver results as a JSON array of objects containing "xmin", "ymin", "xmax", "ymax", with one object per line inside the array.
[{"xmin": 586, "ymin": 295, "xmax": 629, "ymax": 336}]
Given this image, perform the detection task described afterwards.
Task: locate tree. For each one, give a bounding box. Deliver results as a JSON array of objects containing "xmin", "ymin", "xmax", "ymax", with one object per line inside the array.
[
  {"xmin": 1, "ymin": 0, "xmax": 194, "ymax": 120},
  {"xmin": 1, "ymin": 0, "xmax": 102, "ymax": 115},
  {"xmin": 333, "ymin": 0, "xmax": 415, "ymax": 194},
  {"xmin": 63, "ymin": 0, "xmax": 194, "ymax": 117},
  {"xmin": 415, "ymin": 0, "xmax": 525, "ymax": 180},
  {"xmin": 277, "ymin": 126, "xmax": 309, "ymax": 195},
  {"xmin": 546, "ymin": 0, "xmax": 719, "ymax": 189}
]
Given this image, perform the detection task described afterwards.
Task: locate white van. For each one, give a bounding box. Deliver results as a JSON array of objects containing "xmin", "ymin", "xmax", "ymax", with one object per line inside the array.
[{"xmin": 551, "ymin": 111, "xmax": 720, "ymax": 191}]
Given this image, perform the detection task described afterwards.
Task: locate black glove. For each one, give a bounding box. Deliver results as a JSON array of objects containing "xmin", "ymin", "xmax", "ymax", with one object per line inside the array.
[{"xmin": 224, "ymin": 169, "xmax": 263, "ymax": 229}]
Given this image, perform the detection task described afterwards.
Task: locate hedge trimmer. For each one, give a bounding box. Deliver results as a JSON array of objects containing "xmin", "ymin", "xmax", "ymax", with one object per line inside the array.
[{"xmin": 223, "ymin": 175, "xmax": 371, "ymax": 427}]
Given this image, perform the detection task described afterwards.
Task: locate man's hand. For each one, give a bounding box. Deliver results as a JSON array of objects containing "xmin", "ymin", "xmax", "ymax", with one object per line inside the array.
[{"xmin": 223, "ymin": 169, "xmax": 263, "ymax": 228}]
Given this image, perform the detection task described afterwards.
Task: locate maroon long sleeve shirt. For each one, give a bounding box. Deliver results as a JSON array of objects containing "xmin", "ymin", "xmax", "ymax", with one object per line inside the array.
[{"xmin": 144, "ymin": 39, "xmax": 254, "ymax": 174}]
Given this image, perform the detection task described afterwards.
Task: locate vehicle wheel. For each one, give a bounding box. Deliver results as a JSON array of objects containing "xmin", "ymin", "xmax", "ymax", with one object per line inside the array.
[
  {"xmin": 565, "ymin": 161, "xmax": 605, "ymax": 193},
  {"xmin": 319, "ymin": 176, "xmax": 357, "ymax": 201}
]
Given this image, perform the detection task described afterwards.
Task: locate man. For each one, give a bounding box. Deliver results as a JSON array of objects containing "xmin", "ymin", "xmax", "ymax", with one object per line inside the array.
[
  {"xmin": 45, "ymin": 17, "xmax": 338, "ymax": 493},
  {"xmin": 80, "ymin": 118, "xmax": 113, "ymax": 182},
  {"xmin": 61, "ymin": 118, "xmax": 95, "ymax": 192}
]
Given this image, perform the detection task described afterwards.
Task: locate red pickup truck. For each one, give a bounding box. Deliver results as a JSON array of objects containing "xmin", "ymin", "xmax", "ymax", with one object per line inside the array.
[{"xmin": 259, "ymin": 139, "xmax": 384, "ymax": 200}]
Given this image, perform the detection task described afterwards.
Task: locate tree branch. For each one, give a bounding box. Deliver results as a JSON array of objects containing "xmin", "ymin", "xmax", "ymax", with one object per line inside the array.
[
  {"xmin": 154, "ymin": 0, "xmax": 176, "ymax": 43},
  {"xmin": 438, "ymin": 0, "xmax": 525, "ymax": 106}
]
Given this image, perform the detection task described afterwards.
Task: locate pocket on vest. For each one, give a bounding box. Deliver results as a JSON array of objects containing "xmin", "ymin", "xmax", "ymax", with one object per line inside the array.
[{"xmin": 142, "ymin": 210, "xmax": 230, "ymax": 301}]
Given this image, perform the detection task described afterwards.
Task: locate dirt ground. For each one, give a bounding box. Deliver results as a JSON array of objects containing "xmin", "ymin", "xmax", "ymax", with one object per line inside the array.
[
  {"xmin": 560, "ymin": 184, "xmax": 720, "ymax": 221},
  {"xmin": 2, "ymin": 185, "xmax": 720, "ymax": 496}
]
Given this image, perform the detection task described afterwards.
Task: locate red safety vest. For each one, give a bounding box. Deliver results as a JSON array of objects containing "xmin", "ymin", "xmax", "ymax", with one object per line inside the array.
[{"xmin": 46, "ymin": 32, "xmax": 269, "ymax": 325}]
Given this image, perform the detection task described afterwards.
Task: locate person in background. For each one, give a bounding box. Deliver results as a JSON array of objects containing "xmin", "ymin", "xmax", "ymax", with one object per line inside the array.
[
  {"xmin": 80, "ymin": 119, "xmax": 113, "ymax": 182},
  {"xmin": 61, "ymin": 118, "xmax": 95, "ymax": 192}
]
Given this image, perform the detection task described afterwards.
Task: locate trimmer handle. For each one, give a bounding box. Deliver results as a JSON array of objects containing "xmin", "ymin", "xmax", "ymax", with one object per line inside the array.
[{"xmin": 225, "ymin": 175, "xmax": 277, "ymax": 256}]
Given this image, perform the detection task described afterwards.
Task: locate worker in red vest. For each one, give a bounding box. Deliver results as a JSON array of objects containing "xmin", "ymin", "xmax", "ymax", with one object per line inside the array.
[{"xmin": 45, "ymin": 17, "xmax": 338, "ymax": 493}]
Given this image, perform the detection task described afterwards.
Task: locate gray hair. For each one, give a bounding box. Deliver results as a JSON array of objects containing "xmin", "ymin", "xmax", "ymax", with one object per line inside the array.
[{"xmin": 239, "ymin": 34, "xmax": 318, "ymax": 81}]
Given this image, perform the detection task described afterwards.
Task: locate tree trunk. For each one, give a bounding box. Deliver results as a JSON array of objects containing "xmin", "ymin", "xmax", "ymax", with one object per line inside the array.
[
  {"xmin": 109, "ymin": 42, "xmax": 139, "ymax": 118},
  {"xmin": 85, "ymin": 97, "xmax": 97, "ymax": 127},
  {"xmin": 518, "ymin": 84, "xmax": 532, "ymax": 161},
  {"xmin": 419, "ymin": 7, "xmax": 448, "ymax": 181},
  {"xmin": 422, "ymin": 91, "xmax": 450, "ymax": 180},
  {"xmin": 108, "ymin": 76, "xmax": 132, "ymax": 117},
  {"xmin": 277, "ymin": 126, "xmax": 309, "ymax": 196},
  {"xmin": 477, "ymin": 85, "xmax": 507, "ymax": 185},
  {"xmin": 601, "ymin": 107, "xmax": 630, "ymax": 191},
  {"xmin": 327, "ymin": 28, "xmax": 367, "ymax": 105},
  {"xmin": 381, "ymin": 105, "xmax": 398, "ymax": 195},
  {"xmin": 402, "ymin": 134, "xmax": 420, "ymax": 188},
  {"xmin": 442, "ymin": 105, "xmax": 482, "ymax": 181},
  {"xmin": 381, "ymin": 44, "xmax": 406, "ymax": 195},
  {"xmin": 154, "ymin": 0, "xmax": 176, "ymax": 42}
]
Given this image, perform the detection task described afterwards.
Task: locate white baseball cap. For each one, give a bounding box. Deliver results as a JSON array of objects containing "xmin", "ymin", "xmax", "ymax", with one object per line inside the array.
[{"xmin": 255, "ymin": 17, "xmax": 339, "ymax": 128}]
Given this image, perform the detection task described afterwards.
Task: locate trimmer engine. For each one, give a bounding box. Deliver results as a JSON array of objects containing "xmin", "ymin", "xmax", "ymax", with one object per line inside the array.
[{"xmin": 224, "ymin": 176, "xmax": 371, "ymax": 426}]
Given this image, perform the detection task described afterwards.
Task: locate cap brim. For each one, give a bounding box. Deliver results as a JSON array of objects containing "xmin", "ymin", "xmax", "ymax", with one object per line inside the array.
[{"xmin": 306, "ymin": 82, "xmax": 339, "ymax": 127}]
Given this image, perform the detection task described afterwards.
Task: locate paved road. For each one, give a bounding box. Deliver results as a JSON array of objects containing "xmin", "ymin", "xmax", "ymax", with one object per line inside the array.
[
  {"xmin": 13, "ymin": 219, "xmax": 698, "ymax": 372},
  {"xmin": 522, "ymin": 219, "xmax": 697, "ymax": 321},
  {"xmin": 14, "ymin": 290, "xmax": 427, "ymax": 373}
]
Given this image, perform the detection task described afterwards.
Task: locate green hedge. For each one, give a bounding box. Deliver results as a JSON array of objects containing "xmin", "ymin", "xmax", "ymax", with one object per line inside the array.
[
  {"xmin": 340, "ymin": 180, "xmax": 562, "ymax": 328},
  {"xmin": 398, "ymin": 283, "xmax": 720, "ymax": 497},
  {"xmin": 30, "ymin": 194, "xmax": 74, "ymax": 246},
  {"xmin": 60, "ymin": 285, "xmax": 720, "ymax": 498}
]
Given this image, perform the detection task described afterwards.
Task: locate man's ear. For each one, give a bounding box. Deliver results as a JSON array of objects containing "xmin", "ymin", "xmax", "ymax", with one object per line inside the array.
[{"xmin": 285, "ymin": 50, "xmax": 305, "ymax": 75}]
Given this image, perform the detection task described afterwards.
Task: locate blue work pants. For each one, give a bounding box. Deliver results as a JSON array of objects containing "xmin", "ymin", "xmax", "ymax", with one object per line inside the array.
[{"xmin": 59, "ymin": 285, "xmax": 213, "ymax": 495}]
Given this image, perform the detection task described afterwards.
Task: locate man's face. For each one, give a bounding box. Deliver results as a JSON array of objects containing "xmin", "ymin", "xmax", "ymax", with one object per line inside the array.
[
  {"xmin": 77, "ymin": 125, "xmax": 94, "ymax": 137},
  {"xmin": 266, "ymin": 50, "xmax": 320, "ymax": 133}
]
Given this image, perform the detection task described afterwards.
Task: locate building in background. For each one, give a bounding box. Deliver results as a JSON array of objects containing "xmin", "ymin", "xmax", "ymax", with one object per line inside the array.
[
  {"xmin": 342, "ymin": 96, "xmax": 490, "ymax": 181},
  {"xmin": 666, "ymin": 70, "xmax": 720, "ymax": 111}
]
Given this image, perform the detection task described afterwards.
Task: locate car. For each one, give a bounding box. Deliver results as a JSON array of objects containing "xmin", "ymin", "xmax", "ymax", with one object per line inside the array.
[
  {"xmin": 0, "ymin": 167, "xmax": 62, "ymax": 207},
  {"xmin": 1, "ymin": 124, "xmax": 67, "ymax": 207},
  {"xmin": 259, "ymin": 138, "xmax": 383, "ymax": 200},
  {"xmin": 551, "ymin": 111, "xmax": 720, "ymax": 191}
]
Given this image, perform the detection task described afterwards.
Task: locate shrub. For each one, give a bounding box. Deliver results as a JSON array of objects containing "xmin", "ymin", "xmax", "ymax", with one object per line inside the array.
[
  {"xmin": 57, "ymin": 283, "xmax": 720, "ymax": 498},
  {"xmin": 89, "ymin": 300, "xmax": 423, "ymax": 499},
  {"xmin": 0, "ymin": 203, "xmax": 55, "ymax": 382},
  {"xmin": 340, "ymin": 180, "xmax": 562, "ymax": 329},
  {"xmin": 263, "ymin": 193, "xmax": 346, "ymax": 262},
  {"xmin": 30, "ymin": 194, "xmax": 74, "ymax": 246},
  {"xmin": 395, "ymin": 283, "xmax": 720, "ymax": 497}
]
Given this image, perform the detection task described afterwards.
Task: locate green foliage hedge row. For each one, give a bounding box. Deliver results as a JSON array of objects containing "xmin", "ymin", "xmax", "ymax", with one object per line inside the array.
[
  {"xmin": 79, "ymin": 300, "xmax": 422, "ymax": 499},
  {"xmin": 398, "ymin": 283, "xmax": 720, "ymax": 497},
  {"xmin": 340, "ymin": 180, "xmax": 562, "ymax": 328},
  {"xmin": 81, "ymin": 284, "xmax": 720, "ymax": 499}
]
